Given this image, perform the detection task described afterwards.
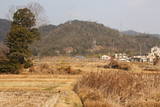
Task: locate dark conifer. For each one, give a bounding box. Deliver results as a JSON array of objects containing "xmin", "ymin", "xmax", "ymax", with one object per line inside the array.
[{"xmin": 1, "ymin": 8, "xmax": 40, "ymax": 73}]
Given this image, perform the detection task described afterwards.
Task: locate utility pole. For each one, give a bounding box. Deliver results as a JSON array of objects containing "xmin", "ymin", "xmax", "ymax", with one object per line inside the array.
[
  {"xmin": 112, "ymin": 39, "xmax": 115, "ymax": 51},
  {"xmin": 139, "ymin": 44, "xmax": 142, "ymax": 56}
]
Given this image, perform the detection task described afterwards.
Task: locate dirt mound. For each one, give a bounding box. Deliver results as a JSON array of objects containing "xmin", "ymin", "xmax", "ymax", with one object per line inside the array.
[{"xmin": 104, "ymin": 60, "xmax": 131, "ymax": 71}]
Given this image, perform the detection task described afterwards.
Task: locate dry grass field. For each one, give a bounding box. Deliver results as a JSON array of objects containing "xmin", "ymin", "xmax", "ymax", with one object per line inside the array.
[
  {"xmin": 0, "ymin": 56, "xmax": 160, "ymax": 107},
  {"xmin": 0, "ymin": 74, "xmax": 82, "ymax": 107},
  {"xmin": 74, "ymin": 71, "xmax": 160, "ymax": 107},
  {"xmin": 0, "ymin": 57, "xmax": 85, "ymax": 107}
]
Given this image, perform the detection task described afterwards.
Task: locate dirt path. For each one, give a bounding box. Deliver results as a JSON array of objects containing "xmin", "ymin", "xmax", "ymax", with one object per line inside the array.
[
  {"xmin": 44, "ymin": 93, "xmax": 60, "ymax": 107},
  {"xmin": 0, "ymin": 75, "xmax": 83, "ymax": 107}
]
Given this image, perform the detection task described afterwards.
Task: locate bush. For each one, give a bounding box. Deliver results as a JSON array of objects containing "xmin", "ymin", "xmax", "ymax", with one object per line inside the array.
[
  {"xmin": 106, "ymin": 60, "xmax": 119, "ymax": 69},
  {"xmin": 105, "ymin": 60, "xmax": 131, "ymax": 71},
  {"xmin": 24, "ymin": 60, "xmax": 33, "ymax": 68},
  {"xmin": 0, "ymin": 61, "xmax": 19, "ymax": 74}
]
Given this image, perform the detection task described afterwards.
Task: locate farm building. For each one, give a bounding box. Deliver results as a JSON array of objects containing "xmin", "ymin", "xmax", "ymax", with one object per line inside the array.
[
  {"xmin": 131, "ymin": 56, "xmax": 148, "ymax": 62},
  {"xmin": 101, "ymin": 55, "xmax": 111, "ymax": 60},
  {"xmin": 115, "ymin": 53, "xmax": 130, "ymax": 62}
]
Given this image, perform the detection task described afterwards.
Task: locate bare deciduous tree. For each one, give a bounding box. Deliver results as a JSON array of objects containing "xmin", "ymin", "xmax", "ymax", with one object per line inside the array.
[
  {"xmin": 6, "ymin": 2, "xmax": 48, "ymax": 27},
  {"xmin": 27, "ymin": 2, "xmax": 48, "ymax": 27}
]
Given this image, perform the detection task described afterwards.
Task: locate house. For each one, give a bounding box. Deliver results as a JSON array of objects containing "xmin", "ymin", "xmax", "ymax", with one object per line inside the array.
[
  {"xmin": 101, "ymin": 55, "xmax": 111, "ymax": 60},
  {"xmin": 115, "ymin": 53, "xmax": 130, "ymax": 62},
  {"xmin": 131, "ymin": 56, "xmax": 148, "ymax": 62},
  {"xmin": 115, "ymin": 53, "xmax": 128, "ymax": 59},
  {"xmin": 130, "ymin": 46, "xmax": 160, "ymax": 63}
]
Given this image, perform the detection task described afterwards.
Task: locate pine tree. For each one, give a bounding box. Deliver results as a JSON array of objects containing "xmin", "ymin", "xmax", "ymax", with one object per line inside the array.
[{"xmin": 4, "ymin": 8, "xmax": 40, "ymax": 73}]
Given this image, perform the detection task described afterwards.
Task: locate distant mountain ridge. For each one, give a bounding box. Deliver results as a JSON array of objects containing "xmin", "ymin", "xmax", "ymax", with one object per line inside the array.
[
  {"xmin": 122, "ymin": 30, "xmax": 141, "ymax": 36},
  {"xmin": 0, "ymin": 19, "xmax": 10, "ymax": 41},
  {"xmin": 0, "ymin": 19, "xmax": 56, "ymax": 41},
  {"xmin": 122, "ymin": 30, "xmax": 160, "ymax": 38}
]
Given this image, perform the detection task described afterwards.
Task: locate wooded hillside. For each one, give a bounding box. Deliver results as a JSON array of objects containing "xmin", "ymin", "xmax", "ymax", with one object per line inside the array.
[
  {"xmin": 1, "ymin": 19, "xmax": 160, "ymax": 56},
  {"xmin": 32, "ymin": 20, "xmax": 160, "ymax": 56}
]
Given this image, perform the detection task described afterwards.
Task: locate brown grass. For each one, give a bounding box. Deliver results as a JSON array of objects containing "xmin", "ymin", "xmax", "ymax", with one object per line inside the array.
[
  {"xmin": 105, "ymin": 60, "xmax": 160, "ymax": 73},
  {"xmin": 74, "ymin": 71, "xmax": 160, "ymax": 107},
  {"xmin": 28, "ymin": 63, "xmax": 82, "ymax": 75},
  {"xmin": 0, "ymin": 73, "xmax": 82, "ymax": 107}
]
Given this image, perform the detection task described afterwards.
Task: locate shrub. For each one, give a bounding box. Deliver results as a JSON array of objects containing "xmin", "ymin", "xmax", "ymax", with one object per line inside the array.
[
  {"xmin": 105, "ymin": 60, "xmax": 131, "ymax": 71},
  {"xmin": 106, "ymin": 60, "xmax": 119, "ymax": 69},
  {"xmin": 0, "ymin": 61, "xmax": 19, "ymax": 74},
  {"xmin": 24, "ymin": 60, "xmax": 33, "ymax": 68}
]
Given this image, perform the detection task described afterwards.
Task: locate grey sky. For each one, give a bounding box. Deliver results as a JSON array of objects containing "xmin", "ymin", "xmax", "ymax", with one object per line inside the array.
[{"xmin": 0, "ymin": 0, "xmax": 160, "ymax": 34}]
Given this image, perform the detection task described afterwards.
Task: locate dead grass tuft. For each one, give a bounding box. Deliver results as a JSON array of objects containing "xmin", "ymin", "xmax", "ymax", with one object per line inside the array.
[
  {"xmin": 74, "ymin": 71, "xmax": 160, "ymax": 107},
  {"xmin": 84, "ymin": 99, "xmax": 113, "ymax": 107},
  {"xmin": 126, "ymin": 100, "xmax": 160, "ymax": 107},
  {"xmin": 28, "ymin": 63, "xmax": 81, "ymax": 75},
  {"xmin": 77, "ymin": 88, "xmax": 121, "ymax": 107}
]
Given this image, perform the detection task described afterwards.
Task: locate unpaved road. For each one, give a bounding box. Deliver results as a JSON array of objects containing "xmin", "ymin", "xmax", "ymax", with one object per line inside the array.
[{"xmin": 0, "ymin": 75, "xmax": 83, "ymax": 107}]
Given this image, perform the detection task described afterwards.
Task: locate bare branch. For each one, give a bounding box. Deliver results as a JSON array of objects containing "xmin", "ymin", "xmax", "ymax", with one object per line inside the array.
[{"xmin": 6, "ymin": 2, "xmax": 48, "ymax": 27}]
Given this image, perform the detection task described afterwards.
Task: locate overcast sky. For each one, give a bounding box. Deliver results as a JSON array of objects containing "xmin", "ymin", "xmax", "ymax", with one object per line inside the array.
[{"xmin": 0, "ymin": 0, "xmax": 160, "ymax": 34}]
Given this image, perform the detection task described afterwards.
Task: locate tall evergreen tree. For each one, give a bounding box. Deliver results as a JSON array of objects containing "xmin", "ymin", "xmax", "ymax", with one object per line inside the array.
[{"xmin": 5, "ymin": 8, "xmax": 40, "ymax": 73}]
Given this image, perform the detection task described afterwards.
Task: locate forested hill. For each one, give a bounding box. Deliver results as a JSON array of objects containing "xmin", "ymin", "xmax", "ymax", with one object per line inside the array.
[
  {"xmin": 1, "ymin": 19, "xmax": 160, "ymax": 56},
  {"xmin": 31, "ymin": 20, "xmax": 160, "ymax": 56}
]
